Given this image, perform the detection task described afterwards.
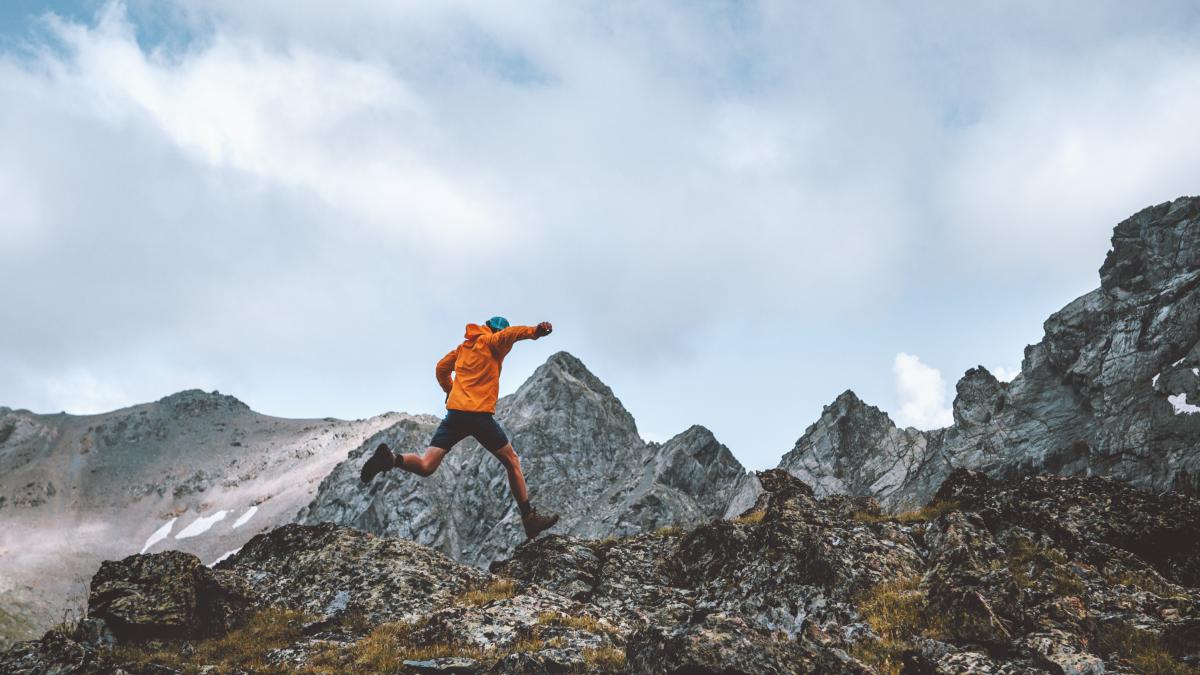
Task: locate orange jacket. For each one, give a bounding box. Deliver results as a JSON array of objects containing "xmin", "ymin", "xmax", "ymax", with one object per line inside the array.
[{"xmin": 436, "ymin": 323, "xmax": 541, "ymax": 413}]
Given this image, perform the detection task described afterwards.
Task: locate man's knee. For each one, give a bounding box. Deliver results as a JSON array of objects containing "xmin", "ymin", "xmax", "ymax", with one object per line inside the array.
[
  {"xmin": 415, "ymin": 447, "xmax": 447, "ymax": 476},
  {"xmin": 493, "ymin": 443, "xmax": 519, "ymax": 467}
]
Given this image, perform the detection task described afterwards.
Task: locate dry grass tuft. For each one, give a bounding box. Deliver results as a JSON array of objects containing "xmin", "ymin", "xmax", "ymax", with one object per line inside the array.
[
  {"xmin": 653, "ymin": 524, "xmax": 683, "ymax": 537},
  {"xmin": 1006, "ymin": 536, "xmax": 1084, "ymax": 596},
  {"xmin": 456, "ymin": 578, "xmax": 518, "ymax": 606},
  {"xmin": 535, "ymin": 611, "xmax": 617, "ymax": 635},
  {"xmin": 48, "ymin": 606, "xmax": 81, "ymax": 636},
  {"xmin": 582, "ymin": 645, "xmax": 627, "ymax": 671},
  {"xmin": 733, "ymin": 509, "xmax": 766, "ymax": 525},
  {"xmin": 114, "ymin": 607, "xmax": 311, "ymax": 674},
  {"xmin": 1095, "ymin": 623, "xmax": 1198, "ymax": 675},
  {"xmin": 1104, "ymin": 569, "xmax": 1185, "ymax": 599},
  {"xmin": 300, "ymin": 619, "xmax": 478, "ymax": 674},
  {"xmin": 852, "ymin": 500, "xmax": 959, "ymax": 525},
  {"xmin": 849, "ymin": 575, "xmax": 944, "ymax": 675}
]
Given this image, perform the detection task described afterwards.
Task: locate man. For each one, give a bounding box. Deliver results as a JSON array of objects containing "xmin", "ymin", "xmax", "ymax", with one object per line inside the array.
[{"xmin": 360, "ymin": 316, "xmax": 560, "ymax": 540}]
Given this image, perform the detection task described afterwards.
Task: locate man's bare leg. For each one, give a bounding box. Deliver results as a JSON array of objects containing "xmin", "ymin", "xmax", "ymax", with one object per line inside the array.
[
  {"xmin": 492, "ymin": 442, "xmax": 558, "ymax": 539},
  {"xmin": 394, "ymin": 446, "xmax": 450, "ymax": 477},
  {"xmin": 491, "ymin": 443, "xmax": 529, "ymax": 505}
]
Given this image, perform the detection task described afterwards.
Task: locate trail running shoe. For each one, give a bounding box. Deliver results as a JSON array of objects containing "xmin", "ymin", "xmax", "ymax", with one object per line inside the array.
[
  {"xmin": 360, "ymin": 443, "xmax": 395, "ymax": 485},
  {"xmin": 521, "ymin": 509, "xmax": 560, "ymax": 540}
]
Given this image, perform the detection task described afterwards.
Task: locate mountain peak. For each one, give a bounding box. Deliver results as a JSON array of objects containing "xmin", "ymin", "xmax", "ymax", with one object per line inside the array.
[
  {"xmin": 156, "ymin": 389, "xmax": 249, "ymax": 414},
  {"xmin": 821, "ymin": 389, "xmax": 895, "ymax": 428},
  {"xmin": 831, "ymin": 389, "xmax": 865, "ymax": 407},
  {"xmin": 513, "ymin": 351, "xmax": 619, "ymax": 403},
  {"xmin": 1100, "ymin": 194, "xmax": 1200, "ymax": 294}
]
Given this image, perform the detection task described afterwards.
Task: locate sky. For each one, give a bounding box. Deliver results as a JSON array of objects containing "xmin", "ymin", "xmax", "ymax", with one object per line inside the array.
[{"xmin": 2, "ymin": 1, "xmax": 1200, "ymax": 470}]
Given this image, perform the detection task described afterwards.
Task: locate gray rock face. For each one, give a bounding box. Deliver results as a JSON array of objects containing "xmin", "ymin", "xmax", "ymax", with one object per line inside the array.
[
  {"xmin": 779, "ymin": 195, "xmax": 1200, "ymax": 509},
  {"xmin": 300, "ymin": 352, "xmax": 750, "ymax": 567}
]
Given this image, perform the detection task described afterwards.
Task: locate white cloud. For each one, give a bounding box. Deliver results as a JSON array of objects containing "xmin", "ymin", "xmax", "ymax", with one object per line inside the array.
[
  {"xmin": 991, "ymin": 366, "xmax": 1020, "ymax": 383},
  {"xmin": 22, "ymin": 368, "xmax": 130, "ymax": 415},
  {"xmin": 893, "ymin": 353, "xmax": 954, "ymax": 430},
  {"xmin": 2, "ymin": 1, "xmax": 1200, "ymax": 468},
  {"xmin": 936, "ymin": 37, "xmax": 1200, "ymax": 278}
]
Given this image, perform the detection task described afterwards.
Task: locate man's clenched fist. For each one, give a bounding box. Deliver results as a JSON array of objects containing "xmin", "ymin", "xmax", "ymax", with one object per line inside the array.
[{"xmin": 535, "ymin": 321, "xmax": 553, "ymax": 337}]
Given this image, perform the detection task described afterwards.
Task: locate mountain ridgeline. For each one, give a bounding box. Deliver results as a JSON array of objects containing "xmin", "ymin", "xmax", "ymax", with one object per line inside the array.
[
  {"xmin": 0, "ymin": 195, "xmax": 1197, "ymax": 667},
  {"xmin": 772, "ymin": 195, "xmax": 1200, "ymax": 510}
]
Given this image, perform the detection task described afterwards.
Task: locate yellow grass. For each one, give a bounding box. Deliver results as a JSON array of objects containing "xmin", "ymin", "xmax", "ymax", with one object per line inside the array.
[
  {"xmin": 456, "ymin": 579, "xmax": 518, "ymax": 606},
  {"xmin": 852, "ymin": 500, "xmax": 959, "ymax": 525},
  {"xmin": 114, "ymin": 608, "xmax": 311, "ymax": 675},
  {"xmin": 582, "ymin": 645, "xmax": 627, "ymax": 671},
  {"xmin": 733, "ymin": 509, "xmax": 765, "ymax": 525},
  {"xmin": 1095, "ymin": 623, "xmax": 1198, "ymax": 675},
  {"xmin": 849, "ymin": 575, "xmax": 944, "ymax": 675},
  {"xmin": 535, "ymin": 611, "xmax": 617, "ymax": 635}
]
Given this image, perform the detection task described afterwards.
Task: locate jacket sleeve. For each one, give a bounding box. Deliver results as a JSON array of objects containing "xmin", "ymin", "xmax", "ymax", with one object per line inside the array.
[
  {"xmin": 484, "ymin": 325, "xmax": 540, "ymax": 354},
  {"xmin": 435, "ymin": 349, "xmax": 458, "ymax": 393}
]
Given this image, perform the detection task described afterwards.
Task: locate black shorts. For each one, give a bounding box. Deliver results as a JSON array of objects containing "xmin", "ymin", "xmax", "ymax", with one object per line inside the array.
[{"xmin": 430, "ymin": 410, "xmax": 509, "ymax": 453}]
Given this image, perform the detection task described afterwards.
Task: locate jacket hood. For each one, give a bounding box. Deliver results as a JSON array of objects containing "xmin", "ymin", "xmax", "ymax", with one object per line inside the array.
[{"xmin": 463, "ymin": 323, "xmax": 489, "ymax": 343}]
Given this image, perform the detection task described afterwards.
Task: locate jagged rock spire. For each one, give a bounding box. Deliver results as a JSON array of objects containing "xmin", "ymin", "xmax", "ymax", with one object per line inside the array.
[{"xmin": 777, "ymin": 195, "xmax": 1200, "ymax": 509}]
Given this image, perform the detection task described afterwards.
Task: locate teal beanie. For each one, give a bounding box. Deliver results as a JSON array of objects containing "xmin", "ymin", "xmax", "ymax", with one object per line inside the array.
[{"xmin": 486, "ymin": 316, "xmax": 510, "ymax": 331}]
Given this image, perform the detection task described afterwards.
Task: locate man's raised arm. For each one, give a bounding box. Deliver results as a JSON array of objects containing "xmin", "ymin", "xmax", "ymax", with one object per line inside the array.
[{"xmin": 487, "ymin": 322, "xmax": 552, "ymax": 353}]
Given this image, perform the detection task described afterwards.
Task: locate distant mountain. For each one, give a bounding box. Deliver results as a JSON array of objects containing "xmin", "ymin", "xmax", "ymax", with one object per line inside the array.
[
  {"xmin": 299, "ymin": 351, "xmax": 751, "ymax": 567},
  {"xmin": 0, "ymin": 392, "xmax": 402, "ymax": 648},
  {"xmin": 771, "ymin": 195, "xmax": 1200, "ymax": 509}
]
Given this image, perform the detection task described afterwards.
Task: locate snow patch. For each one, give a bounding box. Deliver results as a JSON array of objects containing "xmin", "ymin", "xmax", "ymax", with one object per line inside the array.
[
  {"xmin": 176, "ymin": 510, "xmax": 229, "ymax": 539},
  {"xmin": 1152, "ymin": 372, "xmax": 1161, "ymax": 387},
  {"xmin": 232, "ymin": 505, "xmax": 258, "ymax": 529},
  {"xmin": 140, "ymin": 517, "xmax": 176, "ymax": 554},
  {"xmin": 209, "ymin": 547, "xmax": 241, "ymax": 567},
  {"xmin": 1173, "ymin": 357, "xmax": 1186, "ymax": 366},
  {"xmin": 1193, "ymin": 368, "xmax": 1198, "ymax": 376},
  {"xmin": 1168, "ymin": 393, "xmax": 1200, "ymax": 415}
]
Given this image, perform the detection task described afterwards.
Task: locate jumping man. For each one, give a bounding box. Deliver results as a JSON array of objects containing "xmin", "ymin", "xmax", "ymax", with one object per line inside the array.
[{"xmin": 360, "ymin": 316, "xmax": 560, "ymax": 540}]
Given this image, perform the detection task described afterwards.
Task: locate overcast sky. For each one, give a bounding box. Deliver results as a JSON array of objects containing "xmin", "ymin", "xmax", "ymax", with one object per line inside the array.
[{"xmin": 2, "ymin": 1, "xmax": 1199, "ymax": 469}]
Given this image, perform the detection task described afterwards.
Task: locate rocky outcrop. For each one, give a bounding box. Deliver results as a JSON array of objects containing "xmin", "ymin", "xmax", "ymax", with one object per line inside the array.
[
  {"xmin": 300, "ymin": 352, "xmax": 750, "ymax": 567},
  {"xmin": 780, "ymin": 195, "xmax": 1200, "ymax": 509},
  {"xmin": 88, "ymin": 550, "xmax": 247, "ymax": 642},
  {"xmin": 6, "ymin": 469, "xmax": 1198, "ymax": 673}
]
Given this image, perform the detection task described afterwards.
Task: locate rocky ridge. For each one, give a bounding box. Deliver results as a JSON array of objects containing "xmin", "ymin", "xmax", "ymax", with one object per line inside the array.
[
  {"xmin": 4, "ymin": 468, "xmax": 1198, "ymax": 673},
  {"xmin": 777, "ymin": 195, "xmax": 1200, "ymax": 510}
]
